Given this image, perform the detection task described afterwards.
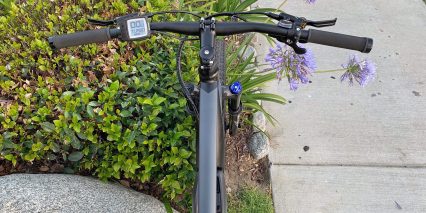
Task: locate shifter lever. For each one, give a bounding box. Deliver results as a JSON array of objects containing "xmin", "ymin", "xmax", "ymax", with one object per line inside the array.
[
  {"xmin": 286, "ymin": 42, "xmax": 306, "ymax": 54},
  {"xmin": 275, "ymin": 36, "xmax": 307, "ymax": 54}
]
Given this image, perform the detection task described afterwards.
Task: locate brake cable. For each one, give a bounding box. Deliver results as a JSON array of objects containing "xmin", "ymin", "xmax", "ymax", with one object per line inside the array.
[
  {"xmin": 177, "ymin": 37, "xmax": 200, "ymax": 121},
  {"xmin": 88, "ymin": 10, "xmax": 203, "ymax": 26}
]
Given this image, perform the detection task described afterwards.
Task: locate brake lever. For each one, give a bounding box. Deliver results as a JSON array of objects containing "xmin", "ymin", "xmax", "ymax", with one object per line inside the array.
[
  {"xmin": 88, "ymin": 18, "xmax": 115, "ymax": 26},
  {"xmin": 88, "ymin": 13, "xmax": 146, "ymax": 26},
  {"xmin": 306, "ymin": 18, "xmax": 337, "ymax": 28},
  {"xmin": 272, "ymin": 12, "xmax": 337, "ymax": 29}
]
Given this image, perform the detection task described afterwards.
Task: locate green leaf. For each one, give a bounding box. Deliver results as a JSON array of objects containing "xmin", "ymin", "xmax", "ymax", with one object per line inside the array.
[
  {"xmin": 171, "ymin": 147, "xmax": 178, "ymax": 154},
  {"xmin": 31, "ymin": 142, "xmax": 43, "ymax": 151},
  {"xmin": 168, "ymin": 103, "xmax": 179, "ymax": 109},
  {"xmin": 64, "ymin": 167, "xmax": 74, "ymax": 174},
  {"xmin": 61, "ymin": 91, "xmax": 75, "ymax": 98},
  {"xmin": 86, "ymin": 105, "xmax": 95, "ymax": 118},
  {"xmin": 244, "ymin": 93, "xmax": 286, "ymax": 104},
  {"xmin": 113, "ymin": 163, "xmax": 120, "ymax": 172},
  {"xmin": 53, "ymin": 120, "xmax": 62, "ymax": 128},
  {"xmin": 153, "ymin": 97, "xmax": 167, "ymax": 106},
  {"xmin": 40, "ymin": 122, "xmax": 55, "ymax": 132},
  {"xmin": 88, "ymin": 101, "xmax": 100, "ymax": 107},
  {"xmin": 65, "ymin": 129, "xmax": 81, "ymax": 149},
  {"xmin": 124, "ymin": 129, "xmax": 137, "ymax": 144},
  {"xmin": 68, "ymin": 151, "xmax": 83, "ymax": 161},
  {"xmin": 137, "ymin": 97, "xmax": 153, "ymax": 105},
  {"xmin": 4, "ymin": 154, "xmax": 14, "ymax": 161},
  {"xmin": 119, "ymin": 110, "xmax": 132, "ymax": 117},
  {"xmin": 163, "ymin": 201, "xmax": 173, "ymax": 213},
  {"xmin": 171, "ymin": 180, "xmax": 180, "ymax": 190},
  {"xmin": 227, "ymin": 34, "xmax": 255, "ymax": 66},
  {"xmin": 109, "ymin": 80, "xmax": 120, "ymax": 91},
  {"xmin": 179, "ymin": 148, "xmax": 191, "ymax": 159},
  {"xmin": 242, "ymin": 72, "xmax": 276, "ymax": 91},
  {"xmin": 249, "ymin": 7, "xmax": 284, "ymax": 13},
  {"xmin": 3, "ymin": 132, "xmax": 17, "ymax": 139},
  {"xmin": 243, "ymin": 102, "xmax": 278, "ymax": 125},
  {"xmin": 31, "ymin": 116, "xmax": 41, "ymax": 122},
  {"xmin": 235, "ymin": 0, "xmax": 257, "ymax": 11},
  {"xmin": 24, "ymin": 153, "xmax": 36, "ymax": 161}
]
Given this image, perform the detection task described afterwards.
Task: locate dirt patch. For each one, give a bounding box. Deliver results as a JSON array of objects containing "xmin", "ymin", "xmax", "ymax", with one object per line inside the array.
[
  {"xmin": 224, "ymin": 124, "xmax": 271, "ymax": 196},
  {"xmin": 0, "ymin": 159, "xmax": 66, "ymax": 175}
]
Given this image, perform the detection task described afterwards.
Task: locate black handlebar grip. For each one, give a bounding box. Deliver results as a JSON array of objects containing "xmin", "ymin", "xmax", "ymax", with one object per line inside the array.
[
  {"xmin": 48, "ymin": 28, "xmax": 113, "ymax": 49},
  {"xmin": 307, "ymin": 29, "xmax": 373, "ymax": 53}
]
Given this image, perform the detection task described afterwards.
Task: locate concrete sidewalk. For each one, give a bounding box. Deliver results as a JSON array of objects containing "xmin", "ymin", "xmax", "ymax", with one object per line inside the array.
[{"xmin": 253, "ymin": 0, "xmax": 426, "ymax": 212}]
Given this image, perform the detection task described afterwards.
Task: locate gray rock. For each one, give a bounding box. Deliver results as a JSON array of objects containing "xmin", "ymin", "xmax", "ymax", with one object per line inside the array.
[
  {"xmin": 253, "ymin": 111, "xmax": 266, "ymax": 133},
  {"xmin": 248, "ymin": 132, "xmax": 270, "ymax": 160},
  {"xmin": 0, "ymin": 174, "xmax": 174, "ymax": 213}
]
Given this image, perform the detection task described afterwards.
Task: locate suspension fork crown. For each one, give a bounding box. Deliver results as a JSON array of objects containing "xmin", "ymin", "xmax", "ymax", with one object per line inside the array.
[
  {"xmin": 199, "ymin": 18, "xmax": 217, "ymax": 82},
  {"xmin": 224, "ymin": 82, "xmax": 243, "ymax": 136},
  {"xmin": 224, "ymin": 82, "xmax": 243, "ymax": 113}
]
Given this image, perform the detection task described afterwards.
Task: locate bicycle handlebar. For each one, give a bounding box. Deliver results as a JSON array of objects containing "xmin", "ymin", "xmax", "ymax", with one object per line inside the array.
[
  {"xmin": 48, "ymin": 21, "xmax": 373, "ymax": 53},
  {"xmin": 304, "ymin": 29, "xmax": 373, "ymax": 53},
  {"xmin": 48, "ymin": 28, "xmax": 120, "ymax": 49}
]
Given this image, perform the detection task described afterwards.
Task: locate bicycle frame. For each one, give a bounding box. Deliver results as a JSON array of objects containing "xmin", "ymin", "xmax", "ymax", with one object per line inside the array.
[
  {"xmin": 193, "ymin": 18, "xmax": 227, "ymax": 213},
  {"xmin": 47, "ymin": 11, "xmax": 373, "ymax": 213},
  {"xmin": 196, "ymin": 81, "xmax": 226, "ymax": 212}
]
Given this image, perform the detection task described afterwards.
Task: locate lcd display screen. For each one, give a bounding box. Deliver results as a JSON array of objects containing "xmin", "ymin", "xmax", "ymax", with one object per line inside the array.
[{"xmin": 127, "ymin": 18, "xmax": 148, "ymax": 39}]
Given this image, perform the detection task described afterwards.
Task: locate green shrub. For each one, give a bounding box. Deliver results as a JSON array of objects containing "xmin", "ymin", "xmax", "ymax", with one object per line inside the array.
[
  {"xmin": 0, "ymin": 0, "xmax": 199, "ymax": 201},
  {"xmin": 0, "ymin": 1, "xmax": 285, "ymax": 211}
]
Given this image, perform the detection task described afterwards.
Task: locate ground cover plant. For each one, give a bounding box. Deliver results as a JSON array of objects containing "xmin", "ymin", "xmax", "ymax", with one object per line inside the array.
[
  {"xmin": 228, "ymin": 186, "xmax": 274, "ymax": 213},
  {"xmin": 0, "ymin": 0, "xmax": 203, "ymax": 208},
  {"xmin": 0, "ymin": 0, "xmax": 283, "ymax": 211}
]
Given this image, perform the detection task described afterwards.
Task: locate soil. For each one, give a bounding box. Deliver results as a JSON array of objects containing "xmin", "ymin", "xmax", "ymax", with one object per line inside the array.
[
  {"xmin": 224, "ymin": 123, "xmax": 271, "ymax": 197},
  {"xmin": 0, "ymin": 159, "xmax": 67, "ymax": 175}
]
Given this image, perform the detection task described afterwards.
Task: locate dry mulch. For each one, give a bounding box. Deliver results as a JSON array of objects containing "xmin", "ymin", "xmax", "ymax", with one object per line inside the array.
[{"xmin": 225, "ymin": 124, "xmax": 271, "ymax": 196}]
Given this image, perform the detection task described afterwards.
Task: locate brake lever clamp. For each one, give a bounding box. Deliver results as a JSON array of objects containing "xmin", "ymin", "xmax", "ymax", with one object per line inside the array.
[
  {"xmin": 273, "ymin": 12, "xmax": 336, "ymax": 54},
  {"xmin": 274, "ymin": 16, "xmax": 307, "ymax": 54}
]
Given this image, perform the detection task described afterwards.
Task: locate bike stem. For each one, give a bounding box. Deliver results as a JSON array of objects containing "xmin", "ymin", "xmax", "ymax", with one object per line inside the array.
[{"xmin": 199, "ymin": 18, "xmax": 217, "ymax": 82}]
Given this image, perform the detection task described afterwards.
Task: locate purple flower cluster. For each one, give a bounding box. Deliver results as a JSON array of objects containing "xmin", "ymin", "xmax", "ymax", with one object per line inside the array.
[
  {"xmin": 305, "ymin": 0, "xmax": 316, "ymax": 4},
  {"xmin": 340, "ymin": 55, "xmax": 376, "ymax": 86},
  {"xmin": 265, "ymin": 43, "xmax": 316, "ymax": 91}
]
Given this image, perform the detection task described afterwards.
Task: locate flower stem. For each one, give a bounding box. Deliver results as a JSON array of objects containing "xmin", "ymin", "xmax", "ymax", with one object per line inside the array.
[{"xmin": 315, "ymin": 69, "xmax": 346, "ymax": 73}]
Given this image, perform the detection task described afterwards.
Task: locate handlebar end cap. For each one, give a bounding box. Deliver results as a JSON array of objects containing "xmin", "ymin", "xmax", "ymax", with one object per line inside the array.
[
  {"xmin": 47, "ymin": 37, "xmax": 56, "ymax": 50},
  {"xmin": 363, "ymin": 38, "xmax": 373, "ymax": 53}
]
